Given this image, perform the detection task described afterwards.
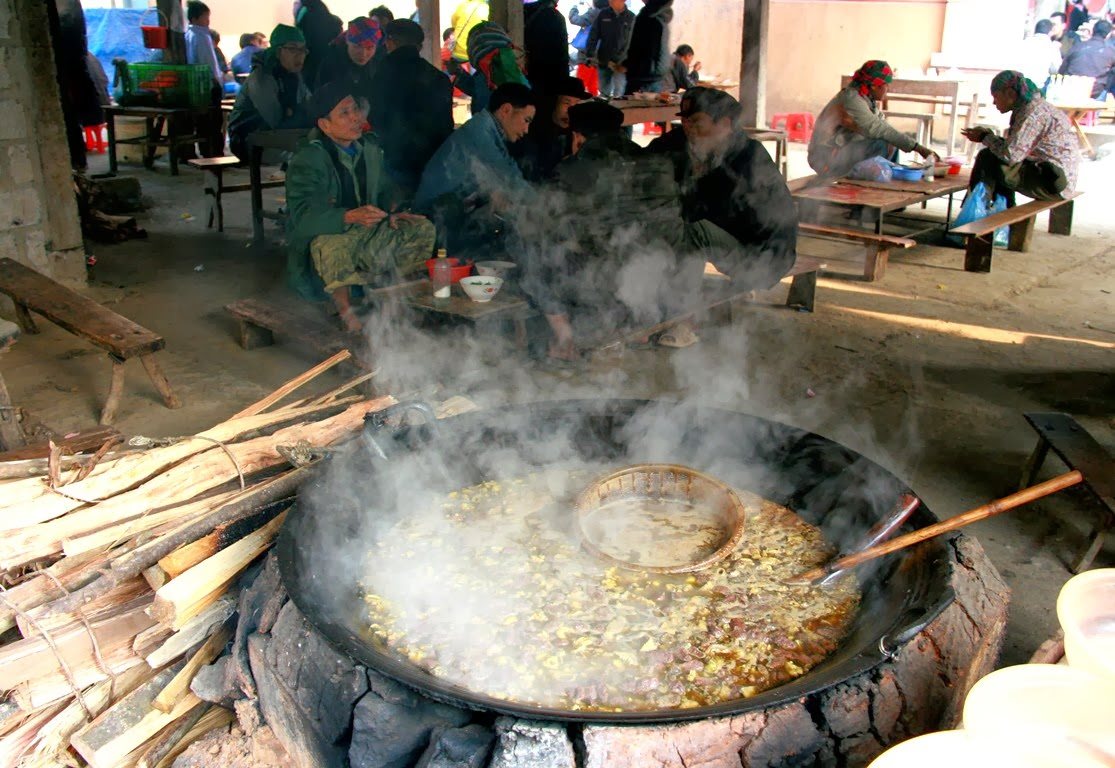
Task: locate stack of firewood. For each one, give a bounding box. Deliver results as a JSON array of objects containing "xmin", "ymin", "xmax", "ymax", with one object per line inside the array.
[{"xmin": 0, "ymin": 351, "xmax": 394, "ymax": 767}]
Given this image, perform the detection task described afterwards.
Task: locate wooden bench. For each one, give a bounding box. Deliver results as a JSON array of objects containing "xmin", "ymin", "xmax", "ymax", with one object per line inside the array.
[
  {"xmin": 948, "ymin": 192, "xmax": 1079, "ymax": 273},
  {"xmin": 187, "ymin": 157, "xmax": 284, "ymax": 233},
  {"xmin": 798, "ymin": 223, "xmax": 915, "ymax": 281},
  {"xmin": 1019, "ymin": 412, "xmax": 1114, "ymax": 573},
  {"xmin": 0, "ymin": 258, "xmax": 181, "ymax": 425}
]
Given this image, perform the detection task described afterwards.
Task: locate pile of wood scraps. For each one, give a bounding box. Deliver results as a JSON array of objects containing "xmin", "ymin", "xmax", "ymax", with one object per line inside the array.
[{"xmin": 0, "ymin": 350, "xmax": 394, "ymax": 767}]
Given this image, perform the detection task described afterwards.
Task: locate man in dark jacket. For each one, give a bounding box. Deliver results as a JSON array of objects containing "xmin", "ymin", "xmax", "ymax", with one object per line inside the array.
[
  {"xmin": 294, "ymin": 0, "xmax": 343, "ymax": 86},
  {"xmin": 315, "ymin": 17, "xmax": 382, "ymax": 103},
  {"xmin": 648, "ymin": 88, "xmax": 797, "ymax": 294},
  {"xmin": 623, "ymin": 0, "xmax": 672, "ymax": 93},
  {"xmin": 514, "ymin": 74, "xmax": 591, "ymax": 182},
  {"xmin": 585, "ymin": 0, "xmax": 635, "ymax": 97},
  {"xmin": 1060, "ymin": 19, "xmax": 1115, "ymax": 96},
  {"xmin": 520, "ymin": 101, "xmax": 699, "ymax": 359},
  {"xmin": 369, "ymin": 19, "xmax": 455, "ymax": 194},
  {"xmin": 523, "ymin": 0, "xmax": 570, "ymax": 103}
]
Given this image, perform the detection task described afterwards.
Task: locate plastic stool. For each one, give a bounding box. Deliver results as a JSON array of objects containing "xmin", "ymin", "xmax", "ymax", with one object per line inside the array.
[
  {"xmin": 83, "ymin": 125, "xmax": 106, "ymax": 154},
  {"xmin": 641, "ymin": 122, "xmax": 663, "ymax": 136},
  {"xmin": 770, "ymin": 112, "xmax": 814, "ymax": 143}
]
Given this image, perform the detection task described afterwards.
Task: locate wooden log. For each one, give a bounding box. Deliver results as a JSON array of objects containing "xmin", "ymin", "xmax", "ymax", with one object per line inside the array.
[
  {"xmin": 0, "ymin": 700, "xmax": 67, "ymax": 766},
  {"xmin": 232, "ymin": 349, "xmax": 352, "ymax": 418},
  {"xmin": 0, "ymin": 397, "xmax": 393, "ymax": 569},
  {"xmin": 134, "ymin": 705, "xmax": 206, "ymax": 768},
  {"xmin": 17, "ymin": 663, "xmax": 153, "ymax": 767},
  {"xmin": 70, "ymin": 661, "xmax": 200, "ymax": 768},
  {"xmin": 152, "ymin": 512, "xmax": 286, "ymax": 628},
  {"xmin": 147, "ymin": 705, "xmax": 233, "ymax": 768},
  {"xmin": 42, "ymin": 471, "xmax": 305, "ymax": 623},
  {"xmin": 157, "ymin": 505, "xmax": 281, "ymax": 580},
  {"xmin": 0, "ymin": 549, "xmax": 111, "ymax": 634},
  {"xmin": 0, "ymin": 603, "xmax": 154, "ymax": 691},
  {"xmin": 143, "ymin": 595, "xmax": 237, "ymax": 669},
  {"xmin": 0, "ymin": 394, "xmax": 377, "ymax": 531},
  {"xmin": 143, "ymin": 564, "xmax": 169, "ymax": 591},
  {"xmin": 152, "ymin": 622, "xmax": 232, "ymax": 713},
  {"xmin": 17, "ymin": 576, "xmax": 151, "ymax": 638}
]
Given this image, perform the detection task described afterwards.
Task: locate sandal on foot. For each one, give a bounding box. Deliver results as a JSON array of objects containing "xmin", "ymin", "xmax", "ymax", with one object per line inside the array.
[{"xmin": 657, "ymin": 326, "xmax": 699, "ymax": 348}]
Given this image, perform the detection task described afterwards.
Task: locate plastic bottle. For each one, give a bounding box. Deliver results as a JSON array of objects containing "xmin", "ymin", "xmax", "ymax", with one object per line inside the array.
[{"xmin": 432, "ymin": 249, "xmax": 451, "ymax": 299}]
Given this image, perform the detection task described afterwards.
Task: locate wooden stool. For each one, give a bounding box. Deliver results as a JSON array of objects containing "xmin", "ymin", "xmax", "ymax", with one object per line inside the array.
[{"xmin": 1020, "ymin": 412, "xmax": 1114, "ymax": 572}]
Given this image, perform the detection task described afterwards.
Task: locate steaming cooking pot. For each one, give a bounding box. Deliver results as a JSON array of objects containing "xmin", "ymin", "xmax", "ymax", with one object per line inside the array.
[{"xmin": 276, "ymin": 399, "xmax": 954, "ymax": 724}]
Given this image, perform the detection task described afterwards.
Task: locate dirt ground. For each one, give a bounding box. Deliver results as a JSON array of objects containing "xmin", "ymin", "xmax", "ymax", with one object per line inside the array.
[{"xmin": 2, "ymin": 141, "xmax": 1113, "ymax": 671}]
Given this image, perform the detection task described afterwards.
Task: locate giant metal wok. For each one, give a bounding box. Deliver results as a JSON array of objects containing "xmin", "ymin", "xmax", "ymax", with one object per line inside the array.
[{"xmin": 275, "ymin": 399, "xmax": 954, "ymax": 724}]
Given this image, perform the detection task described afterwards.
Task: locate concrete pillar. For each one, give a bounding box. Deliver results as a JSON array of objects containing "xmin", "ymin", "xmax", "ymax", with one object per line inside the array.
[{"xmin": 0, "ymin": 0, "xmax": 85, "ymax": 294}]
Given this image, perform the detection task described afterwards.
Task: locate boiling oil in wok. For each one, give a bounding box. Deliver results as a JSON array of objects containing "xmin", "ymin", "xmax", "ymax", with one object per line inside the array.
[{"xmin": 361, "ymin": 472, "xmax": 860, "ymax": 713}]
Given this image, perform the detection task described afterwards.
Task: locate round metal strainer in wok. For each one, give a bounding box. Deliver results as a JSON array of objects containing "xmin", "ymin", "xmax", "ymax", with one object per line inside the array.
[{"xmin": 574, "ymin": 463, "xmax": 746, "ymax": 574}]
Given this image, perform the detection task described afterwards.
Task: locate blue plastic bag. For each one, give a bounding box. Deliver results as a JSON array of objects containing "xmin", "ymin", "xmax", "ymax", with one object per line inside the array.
[
  {"xmin": 848, "ymin": 156, "xmax": 893, "ymax": 183},
  {"xmin": 950, "ymin": 182, "xmax": 1009, "ymax": 247}
]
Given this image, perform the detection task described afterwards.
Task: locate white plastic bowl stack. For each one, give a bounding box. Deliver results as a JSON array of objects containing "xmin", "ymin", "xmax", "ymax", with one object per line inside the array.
[{"xmin": 1058, "ymin": 568, "xmax": 1115, "ymax": 681}]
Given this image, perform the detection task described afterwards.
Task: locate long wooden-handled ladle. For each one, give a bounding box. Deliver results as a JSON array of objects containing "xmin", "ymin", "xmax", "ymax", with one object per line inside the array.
[{"xmin": 788, "ymin": 470, "xmax": 1084, "ymax": 586}]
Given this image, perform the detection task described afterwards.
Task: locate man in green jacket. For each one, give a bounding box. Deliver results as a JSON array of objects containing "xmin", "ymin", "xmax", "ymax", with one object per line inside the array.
[
  {"xmin": 807, "ymin": 59, "xmax": 937, "ymax": 178},
  {"xmin": 285, "ymin": 81, "xmax": 436, "ymax": 332}
]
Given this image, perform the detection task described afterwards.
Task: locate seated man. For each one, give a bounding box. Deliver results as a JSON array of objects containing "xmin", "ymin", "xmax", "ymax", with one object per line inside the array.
[
  {"xmin": 415, "ymin": 82, "xmax": 535, "ymax": 260},
  {"xmin": 285, "ymin": 82, "xmax": 436, "ymax": 332},
  {"xmin": 961, "ymin": 70, "xmax": 1078, "ymax": 205},
  {"xmin": 807, "ymin": 59, "xmax": 937, "ymax": 178},
  {"xmin": 520, "ymin": 101, "xmax": 700, "ymax": 360},
  {"xmin": 228, "ymin": 24, "xmax": 314, "ymax": 160},
  {"xmin": 649, "ymin": 88, "xmax": 797, "ymax": 299},
  {"xmin": 1058, "ymin": 19, "xmax": 1115, "ymax": 97},
  {"xmin": 514, "ymin": 74, "xmax": 591, "ymax": 182}
]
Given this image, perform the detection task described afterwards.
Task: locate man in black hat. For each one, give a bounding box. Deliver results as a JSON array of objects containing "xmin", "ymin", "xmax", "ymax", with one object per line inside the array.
[
  {"xmin": 515, "ymin": 74, "xmax": 592, "ymax": 182},
  {"xmin": 369, "ymin": 19, "xmax": 455, "ymax": 195},
  {"xmin": 285, "ymin": 81, "xmax": 435, "ymax": 331},
  {"xmin": 648, "ymin": 87, "xmax": 796, "ymax": 296},
  {"xmin": 519, "ymin": 101, "xmax": 700, "ymax": 360}
]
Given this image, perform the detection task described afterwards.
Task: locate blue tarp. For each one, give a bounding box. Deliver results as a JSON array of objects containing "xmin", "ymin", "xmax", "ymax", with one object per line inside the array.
[{"xmin": 86, "ymin": 8, "xmax": 166, "ymax": 79}]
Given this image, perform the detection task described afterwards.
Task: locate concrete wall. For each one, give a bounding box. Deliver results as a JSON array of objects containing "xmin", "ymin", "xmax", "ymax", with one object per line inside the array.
[{"xmin": 0, "ymin": 0, "xmax": 85, "ymax": 287}]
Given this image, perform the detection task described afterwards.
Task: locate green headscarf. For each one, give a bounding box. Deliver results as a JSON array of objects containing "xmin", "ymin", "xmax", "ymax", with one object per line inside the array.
[
  {"xmin": 990, "ymin": 70, "xmax": 1039, "ymax": 105},
  {"xmin": 266, "ymin": 24, "xmax": 306, "ymax": 64},
  {"xmin": 851, "ymin": 60, "xmax": 894, "ymax": 98}
]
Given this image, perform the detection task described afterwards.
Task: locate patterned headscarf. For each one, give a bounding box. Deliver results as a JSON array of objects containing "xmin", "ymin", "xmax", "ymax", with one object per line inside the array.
[
  {"xmin": 850, "ymin": 60, "xmax": 894, "ymax": 98},
  {"xmin": 343, "ymin": 17, "xmax": 382, "ymax": 48},
  {"xmin": 990, "ymin": 70, "xmax": 1039, "ymax": 105}
]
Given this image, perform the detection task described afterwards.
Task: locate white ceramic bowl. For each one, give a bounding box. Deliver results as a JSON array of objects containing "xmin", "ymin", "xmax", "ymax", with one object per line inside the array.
[
  {"xmin": 867, "ymin": 729, "xmax": 1111, "ymax": 768},
  {"xmin": 962, "ymin": 663, "xmax": 1115, "ymax": 754},
  {"xmin": 459, "ymin": 275, "xmax": 503, "ymax": 303},
  {"xmin": 474, "ymin": 260, "xmax": 517, "ymax": 278},
  {"xmin": 1057, "ymin": 568, "xmax": 1115, "ymax": 681}
]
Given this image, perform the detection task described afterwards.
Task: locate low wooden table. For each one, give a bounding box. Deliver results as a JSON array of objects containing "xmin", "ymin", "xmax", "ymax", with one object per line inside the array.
[
  {"xmin": 104, "ymin": 105, "xmax": 210, "ymax": 176},
  {"xmin": 247, "ymin": 129, "xmax": 305, "ymax": 244},
  {"xmin": 611, "ymin": 98, "xmax": 681, "ymax": 127},
  {"xmin": 406, "ymin": 281, "xmax": 536, "ymax": 349},
  {"xmin": 1050, "ymin": 100, "xmax": 1107, "ymax": 159},
  {"xmin": 793, "ymin": 173, "xmax": 969, "ymax": 235}
]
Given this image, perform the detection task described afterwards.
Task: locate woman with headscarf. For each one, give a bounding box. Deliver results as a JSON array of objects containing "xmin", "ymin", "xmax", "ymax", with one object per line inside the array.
[
  {"xmin": 807, "ymin": 59, "xmax": 937, "ymax": 178},
  {"xmin": 228, "ymin": 24, "xmax": 314, "ymax": 160},
  {"xmin": 961, "ymin": 70, "xmax": 1078, "ymax": 204},
  {"xmin": 294, "ymin": 0, "xmax": 343, "ymax": 86},
  {"xmin": 460, "ymin": 21, "xmax": 529, "ymax": 114},
  {"xmin": 315, "ymin": 17, "xmax": 382, "ymax": 107}
]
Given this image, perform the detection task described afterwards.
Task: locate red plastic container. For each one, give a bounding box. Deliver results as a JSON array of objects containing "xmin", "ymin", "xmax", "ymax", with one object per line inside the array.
[
  {"xmin": 425, "ymin": 258, "xmax": 473, "ymax": 284},
  {"xmin": 141, "ymin": 26, "xmax": 169, "ymax": 49}
]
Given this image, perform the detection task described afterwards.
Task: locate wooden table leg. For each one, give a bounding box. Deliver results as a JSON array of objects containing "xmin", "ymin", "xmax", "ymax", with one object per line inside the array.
[
  {"xmin": 167, "ymin": 115, "xmax": 180, "ymax": 176},
  {"xmin": 140, "ymin": 354, "xmax": 182, "ymax": 409},
  {"xmin": 13, "ymin": 303, "xmax": 38, "ymax": 334},
  {"xmin": 863, "ymin": 245, "xmax": 888, "ymax": 281},
  {"xmin": 1069, "ymin": 111, "xmax": 1097, "ymax": 159},
  {"xmin": 963, "ymin": 235, "xmax": 994, "ymax": 273},
  {"xmin": 143, "ymin": 116, "xmax": 157, "ymax": 169},
  {"xmin": 1018, "ymin": 438, "xmax": 1050, "ymax": 490},
  {"xmin": 250, "ymin": 144, "xmax": 265, "ymax": 245},
  {"xmin": 101, "ymin": 354, "xmax": 128, "ymax": 425},
  {"xmin": 1074, "ymin": 527, "xmax": 1107, "ymax": 574},
  {"xmin": 107, "ymin": 112, "xmax": 118, "ymax": 176}
]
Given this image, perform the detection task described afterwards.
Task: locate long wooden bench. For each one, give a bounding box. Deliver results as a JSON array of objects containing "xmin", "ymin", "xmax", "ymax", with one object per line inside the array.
[
  {"xmin": 187, "ymin": 157, "xmax": 284, "ymax": 233},
  {"xmin": 0, "ymin": 258, "xmax": 180, "ymax": 425},
  {"xmin": 1019, "ymin": 412, "xmax": 1115, "ymax": 573},
  {"xmin": 798, "ymin": 223, "xmax": 915, "ymax": 281},
  {"xmin": 949, "ymin": 192, "xmax": 1080, "ymax": 273}
]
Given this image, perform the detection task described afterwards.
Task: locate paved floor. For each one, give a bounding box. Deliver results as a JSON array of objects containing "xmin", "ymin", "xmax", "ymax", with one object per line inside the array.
[{"xmin": 2, "ymin": 139, "xmax": 1113, "ymax": 667}]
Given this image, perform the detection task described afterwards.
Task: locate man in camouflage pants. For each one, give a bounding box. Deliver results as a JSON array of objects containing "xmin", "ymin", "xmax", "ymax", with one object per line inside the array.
[{"xmin": 285, "ymin": 81, "xmax": 435, "ymax": 332}]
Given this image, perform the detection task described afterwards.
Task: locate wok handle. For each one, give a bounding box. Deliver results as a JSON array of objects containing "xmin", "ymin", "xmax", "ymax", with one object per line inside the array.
[
  {"xmin": 877, "ymin": 586, "xmax": 955, "ymax": 659},
  {"xmin": 361, "ymin": 400, "xmax": 440, "ymax": 460}
]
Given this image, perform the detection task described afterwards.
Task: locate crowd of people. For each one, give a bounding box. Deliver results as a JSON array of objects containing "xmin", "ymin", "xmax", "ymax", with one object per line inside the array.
[{"xmin": 1019, "ymin": 7, "xmax": 1115, "ymax": 97}]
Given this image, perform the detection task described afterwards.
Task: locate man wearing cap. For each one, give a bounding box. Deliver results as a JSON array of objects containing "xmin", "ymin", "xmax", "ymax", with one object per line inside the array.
[
  {"xmin": 520, "ymin": 101, "xmax": 698, "ymax": 360},
  {"xmin": 286, "ymin": 82, "xmax": 436, "ymax": 332},
  {"xmin": 315, "ymin": 17, "xmax": 382, "ymax": 102},
  {"xmin": 415, "ymin": 82, "xmax": 535, "ymax": 260},
  {"xmin": 228, "ymin": 24, "xmax": 314, "ymax": 160},
  {"xmin": 648, "ymin": 87, "xmax": 797, "ymax": 302},
  {"xmin": 369, "ymin": 19, "xmax": 454, "ymax": 195},
  {"xmin": 515, "ymin": 74, "xmax": 591, "ymax": 182},
  {"xmin": 808, "ymin": 59, "xmax": 938, "ymax": 178}
]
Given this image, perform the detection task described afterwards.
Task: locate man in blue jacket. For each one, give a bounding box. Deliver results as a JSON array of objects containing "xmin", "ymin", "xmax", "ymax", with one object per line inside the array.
[{"xmin": 415, "ymin": 83, "xmax": 535, "ymax": 259}]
